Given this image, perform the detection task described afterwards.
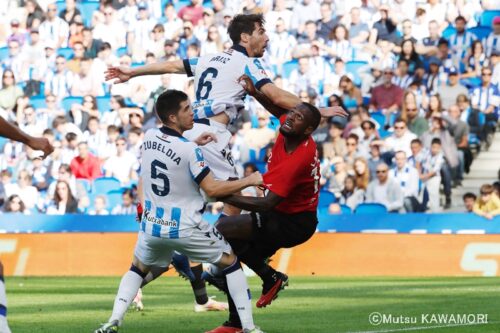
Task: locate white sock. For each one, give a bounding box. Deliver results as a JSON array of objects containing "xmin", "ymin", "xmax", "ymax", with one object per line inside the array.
[
  {"xmin": 109, "ymin": 270, "xmax": 143, "ymax": 325},
  {"xmin": 0, "ymin": 279, "xmax": 10, "ymax": 333},
  {"xmin": 224, "ymin": 261, "xmax": 254, "ymax": 330}
]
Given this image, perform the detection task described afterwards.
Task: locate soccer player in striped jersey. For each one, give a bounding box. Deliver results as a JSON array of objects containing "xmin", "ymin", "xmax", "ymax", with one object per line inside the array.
[{"xmin": 94, "ymin": 90, "xmax": 264, "ymax": 333}]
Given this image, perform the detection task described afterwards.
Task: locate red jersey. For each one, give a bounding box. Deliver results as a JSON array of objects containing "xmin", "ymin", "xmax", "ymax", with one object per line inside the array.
[{"xmin": 263, "ymin": 116, "xmax": 320, "ymax": 213}]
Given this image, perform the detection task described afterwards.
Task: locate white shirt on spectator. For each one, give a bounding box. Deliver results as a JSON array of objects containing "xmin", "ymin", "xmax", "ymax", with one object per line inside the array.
[
  {"xmin": 389, "ymin": 164, "xmax": 419, "ymax": 198},
  {"xmin": 93, "ymin": 21, "xmax": 126, "ymax": 50},
  {"xmin": 384, "ymin": 131, "xmax": 417, "ymax": 157},
  {"xmin": 6, "ymin": 184, "xmax": 39, "ymax": 210},
  {"xmin": 39, "ymin": 17, "xmax": 70, "ymax": 48},
  {"xmin": 290, "ymin": 0, "xmax": 321, "ymax": 31},
  {"xmin": 103, "ymin": 151, "xmax": 138, "ymax": 184}
]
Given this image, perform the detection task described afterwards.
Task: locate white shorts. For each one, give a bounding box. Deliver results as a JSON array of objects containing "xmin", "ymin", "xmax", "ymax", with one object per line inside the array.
[
  {"xmin": 133, "ymin": 219, "xmax": 232, "ymax": 267},
  {"xmin": 184, "ymin": 119, "xmax": 238, "ymax": 180}
]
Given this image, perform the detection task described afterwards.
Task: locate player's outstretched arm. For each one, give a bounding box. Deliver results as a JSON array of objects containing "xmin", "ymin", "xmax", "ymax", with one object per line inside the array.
[
  {"xmin": 220, "ymin": 191, "xmax": 283, "ymax": 213},
  {"xmin": 200, "ymin": 171, "xmax": 263, "ymax": 198},
  {"xmin": 257, "ymin": 80, "xmax": 349, "ymax": 119},
  {"xmin": 0, "ymin": 116, "xmax": 53, "ymax": 159},
  {"xmin": 105, "ymin": 60, "xmax": 186, "ymax": 84},
  {"xmin": 239, "ymin": 75, "xmax": 288, "ymax": 119}
]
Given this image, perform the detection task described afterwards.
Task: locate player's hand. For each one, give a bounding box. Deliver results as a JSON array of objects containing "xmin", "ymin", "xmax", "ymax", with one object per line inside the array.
[
  {"xmin": 27, "ymin": 137, "xmax": 54, "ymax": 159},
  {"xmin": 194, "ymin": 132, "xmax": 218, "ymax": 146},
  {"xmin": 105, "ymin": 66, "xmax": 133, "ymax": 84},
  {"xmin": 238, "ymin": 74, "xmax": 257, "ymax": 96},
  {"xmin": 319, "ymin": 106, "xmax": 349, "ymax": 118},
  {"xmin": 246, "ymin": 171, "xmax": 263, "ymax": 186}
]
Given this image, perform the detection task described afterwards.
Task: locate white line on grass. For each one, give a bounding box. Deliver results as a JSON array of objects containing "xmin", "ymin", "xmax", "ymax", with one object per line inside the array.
[{"xmin": 344, "ymin": 321, "xmax": 498, "ymax": 333}]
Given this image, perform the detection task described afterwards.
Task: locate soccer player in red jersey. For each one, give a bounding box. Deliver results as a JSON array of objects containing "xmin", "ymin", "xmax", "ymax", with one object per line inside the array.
[{"xmin": 204, "ymin": 76, "xmax": 347, "ymax": 333}]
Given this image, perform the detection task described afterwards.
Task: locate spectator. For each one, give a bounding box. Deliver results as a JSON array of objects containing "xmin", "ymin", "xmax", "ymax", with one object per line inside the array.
[
  {"xmin": 0, "ymin": 69, "xmax": 24, "ymax": 112},
  {"xmin": 2, "ymin": 195, "xmax": 29, "ymax": 214},
  {"xmin": 268, "ymin": 18, "xmax": 296, "ymax": 69},
  {"xmin": 112, "ymin": 189, "xmax": 136, "ymax": 215},
  {"xmin": 59, "ymin": 0, "xmax": 81, "ymax": 26},
  {"xmin": 353, "ymin": 157, "xmax": 370, "ymax": 191},
  {"xmin": 322, "ymin": 122, "xmax": 347, "ymax": 160},
  {"xmin": 178, "ymin": 0, "xmax": 204, "ymax": 26},
  {"xmin": 393, "ymin": 59, "xmax": 413, "ymax": 89},
  {"xmin": 375, "ymin": 118, "xmax": 416, "ymax": 159},
  {"xmin": 287, "ymin": 57, "xmax": 320, "ymax": 94},
  {"xmin": 83, "ymin": 117, "xmax": 107, "ymax": 154},
  {"xmin": 242, "ymin": 110, "xmax": 275, "ymax": 153},
  {"xmin": 82, "ymin": 28, "xmax": 103, "ymax": 59},
  {"xmin": 444, "ymin": 104, "xmax": 470, "ymax": 183},
  {"xmin": 200, "ymin": 24, "xmax": 223, "ymax": 56},
  {"xmin": 390, "ymin": 151, "xmax": 420, "ymax": 212},
  {"xmin": 178, "ymin": 21, "xmax": 200, "ymax": 59},
  {"xmin": 398, "ymin": 39, "xmax": 424, "ymax": 77},
  {"xmin": 344, "ymin": 133, "xmax": 361, "ymax": 170},
  {"xmin": 92, "ymin": 6, "xmax": 126, "ymax": 50},
  {"xmin": 456, "ymin": 94, "xmax": 483, "ymax": 142},
  {"xmin": 103, "ymin": 137, "xmax": 138, "ymax": 185},
  {"xmin": 330, "ymin": 175, "xmax": 365, "ymax": 213},
  {"xmin": 367, "ymin": 142, "xmax": 384, "ymax": 180},
  {"xmin": 47, "ymin": 164, "xmax": 88, "ymax": 206},
  {"xmin": 25, "ymin": 0, "xmax": 45, "ymax": 30},
  {"xmin": 358, "ymin": 120, "xmax": 377, "ymax": 158},
  {"xmin": 70, "ymin": 142, "xmax": 102, "ymax": 181},
  {"xmin": 484, "ymin": 17, "xmax": 500, "ymax": 57},
  {"xmin": 316, "ymin": 2, "xmax": 339, "ymax": 42},
  {"xmin": 473, "ymin": 184, "xmax": 500, "ymax": 219},
  {"xmin": 365, "ymin": 162, "xmax": 404, "ymax": 212},
  {"xmin": 369, "ymin": 66, "xmax": 404, "ymax": 125},
  {"xmin": 463, "ymin": 192, "xmax": 476, "ymax": 213},
  {"xmin": 323, "ymin": 24, "xmax": 352, "ymax": 62},
  {"xmin": 89, "ymin": 195, "xmax": 110, "ymax": 215},
  {"xmin": 371, "ymin": 5, "xmax": 399, "ymax": 44},
  {"xmin": 265, "ymin": 0, "xmax": 292, "ymax": 32},
  {"xmin": 448, "ymin": 16, "xmax": 476, "ymax": 68},
  {"xmin": 240, "ymin": 163, "xmax": 264, "ymax": 198},
  {"xmin": 462, "ymin": 40, "xmax": 486, "ymax": 79},
  {"xmin": 420, "ymin": 138, "xmax": 444, "ymax": 212},
  {"xmin": 46, "ymin": 180, "xmax": 79, "ymax": 215},
  {"xmin": 44, "ymin": 55, "xmax": 74, "ymax": 101},
  {"xmin": 39, "ymin": 2, "xmax": 70, "ymax": 49},
  {"xmin": 6, "ymin": 170, "xmax": 39, "ymax": 211},
  {"xmin": 403, "ymin": 92, "xmax": 428, "ymax": 137},
  {"xmin": 339, "ymin": 75, "xmax": 362, "ymax": 112},
  {"xmin": 424, "ymin": 93, "xmax": 443, "ymax": 119},
  {"xmin": 424, "ymin": 57, "xmax": 441, "ymax": 94},
  {"xmin": 322, "ymin": 156, "xmax": 347, "ymax": 198},
  {"xmin": 439, "ymin": 67, "xmax": 468, "ymax": 110},
  {"xmin": 290, "ymin": 0, "xmax": 321, "ymax": 35},
  {"xmin": 346, "ymin": 7, "xmax": 370, "ymax": 46},
  {"xmin": 71, "ymin": 57, "xmax": 104, "ymax": 97},
  {"xmin": 470, "ymin": 67, "xmax": 499, "ymax": 145}
]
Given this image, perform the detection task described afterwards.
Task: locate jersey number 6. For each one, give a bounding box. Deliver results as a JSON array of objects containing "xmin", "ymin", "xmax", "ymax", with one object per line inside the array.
[
  {"xmin": 196, "ymin": 67, "xmax": 218, "ymax": 100},
  {"xmin": 151, "ymin": 159, "xmax": 170, "ymax": 197}
]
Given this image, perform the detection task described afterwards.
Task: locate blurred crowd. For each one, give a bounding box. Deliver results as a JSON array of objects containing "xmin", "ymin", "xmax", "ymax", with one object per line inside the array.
[{"xmin": 0, "ymin": 0, "xmax": 499, "ymax": 215}]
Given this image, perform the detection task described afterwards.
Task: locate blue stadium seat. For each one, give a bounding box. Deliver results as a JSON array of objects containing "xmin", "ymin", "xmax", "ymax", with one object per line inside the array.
[
  {"xmin": 480, "ymin": 10, "xmax": 500, "ymax": 27},
  {"xmin": 468, "ymin": 26, "xmax": 492, "ymax": 41},
  {"xmin": 254, "ymin": 161, "xmax": 267, "ymax": 174},
  {"xmin": 268, "ymin": 115, "xmax": 279, "ymax": 130},
  {"xmin": 30, "ymin": 96, "xmax": 47, "ymax": 109},
  {"xmin": 370, "ymin": 111, "xmax": 385, "ymax": 128},
  {"xmin": 78, "ymin": 1, "xmax": 100, "ymax": 27},
  {"xmin": 442, "ymin": 25, "xmax": 457, "ymax": 39},
  {"xmin": 340, "ymin": 204, "xmax": 352, "ymax": 214},
  {"xmin": 0, "ymin": 47, "xmax": 8, "ymax": 60},
  {"xmin": 354, "ymin": 203, "xmax": 388, "ymax": 214},
  {"xmin": 0, "ymin": 137, "xmax": 7, "ymax": 152},
  {"xmin": 345, "ymin": 60, "xmax": 368, "ymax": 86},
  {"xmin": 281, "ymin": 59, "xmax": 298, "ymax": 79},
  {"xmin": 55, "ymin": 0, "xmax": 65, "ymax": 14},
  {"xmin": 93, "ymin": 177, "xmax": 121, "ymax": 194},
  {"xmin": 249, "ymin": 148, "xmax": 266, "ymax": 162},
  {"xmin": 116, "ymin": 47, "xmax": 128, "ymax": 57},
  {"xmin": 318, "ymin": 190, "xmax": 336, "ymax": 208},
  {"xmin": 106, "ymin": 189, "xmax": 123, "ymax": 210},
  {"xmin": 61, "ymin": 96, "xmax": 84, "ymax": 112},
  {"xmin": 57, "ymin": 47, "xmax": 74, "ymax": 60},
  {"xmin": 96, "ymin": 95, "xmax": 111, "ymax": 113},
  {"xmin": 468, "ymin": 133, "xmax": 481, "ymax": 148}
]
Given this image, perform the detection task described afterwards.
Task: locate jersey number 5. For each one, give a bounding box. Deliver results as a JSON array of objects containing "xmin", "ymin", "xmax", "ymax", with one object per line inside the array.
[
  {"xmin": 196, "ymin": 67, "xmax": 218, "ymax": 100},
  {"xmin": 151, "ymin": 159, "xmax": 170, "ymax": 197}
]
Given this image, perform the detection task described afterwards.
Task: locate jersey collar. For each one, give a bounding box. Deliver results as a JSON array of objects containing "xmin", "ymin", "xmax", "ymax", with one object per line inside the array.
[
  {"xmin": 231, "ymin": 44, "xmax": 249, "ymax": 57},
  {"xmin": 160, "ymin": 126, "xmax": 183, "ymax": 138}
]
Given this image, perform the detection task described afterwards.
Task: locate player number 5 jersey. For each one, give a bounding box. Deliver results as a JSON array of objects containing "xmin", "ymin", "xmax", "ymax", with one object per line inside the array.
[{"xmin": 140, "ymin": 127, "xmax": 211, "ymax": 239}]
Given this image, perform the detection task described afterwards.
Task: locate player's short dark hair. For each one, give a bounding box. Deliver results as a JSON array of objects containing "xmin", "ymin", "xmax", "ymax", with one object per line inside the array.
[
  {"xmin": 228, "ymin": 14, "xmax": 265, "ymax": 44},
  {"xmin": 301, "ymin": 102, "xmax": 321, "ymax": 131},
  {"xmin": 431, "ymin": 138, "xmax": 441, "ymax": 146},
  {"xmin": 455, "ymin": 15, "xmax": 466, "ymax": 23},
  {"xmin": 155, "ymin": 89, "xmax": 189, "ymax": 125},
  {"xmin": 463, "ymin": 192, "xmax": 477, "ymax": 201}
]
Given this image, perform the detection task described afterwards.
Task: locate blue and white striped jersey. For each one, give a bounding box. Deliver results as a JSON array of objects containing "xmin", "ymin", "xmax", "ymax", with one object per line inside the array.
[
  {"xmin": 140, "ymin": 126, "xmax": 210, "ymax": 239},
  {"xmin": 182, "ymin": 44, "xmax": 272, "ymax": 123}
]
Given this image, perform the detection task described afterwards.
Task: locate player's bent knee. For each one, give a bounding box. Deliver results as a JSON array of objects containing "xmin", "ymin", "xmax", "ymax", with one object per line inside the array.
[
  {"xmin": 216, "ymin": 252, "xmax": 237, "ymax": 269},
  {"xmin": 132, "ymin": 257, "xmax": 150, "ymax": 276}
]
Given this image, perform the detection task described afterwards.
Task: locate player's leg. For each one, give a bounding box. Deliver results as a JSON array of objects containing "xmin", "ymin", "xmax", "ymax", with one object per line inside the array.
[{"xmin": 0, "ymin": 262, "xmax": 11, "ymax": 333}]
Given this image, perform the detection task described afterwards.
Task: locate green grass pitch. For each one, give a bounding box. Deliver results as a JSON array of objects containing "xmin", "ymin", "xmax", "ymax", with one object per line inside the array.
[{"xmin": 6, "ymin": 276, "xmax": 500, "ymax": 333}]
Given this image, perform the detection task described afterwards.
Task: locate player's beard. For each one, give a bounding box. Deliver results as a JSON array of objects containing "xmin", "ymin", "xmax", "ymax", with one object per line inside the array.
[{"xmin": 279, "ymin": 126, "xmax": 295, "ymax": 138}]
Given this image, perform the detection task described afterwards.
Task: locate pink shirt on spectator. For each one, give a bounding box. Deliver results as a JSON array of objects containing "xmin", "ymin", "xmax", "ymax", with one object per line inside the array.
[
  {"xmin": 70, "ymin": 154, "xmax": 102, "ymax": 180},
  {"xmin": 370, "ymin": 84, "xmax": 404, "ymax": 110}
]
